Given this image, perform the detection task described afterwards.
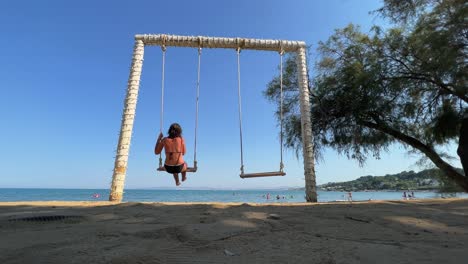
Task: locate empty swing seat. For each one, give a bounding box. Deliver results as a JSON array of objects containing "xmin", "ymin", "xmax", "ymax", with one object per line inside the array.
[
  {"xmin": 157, "ymin": 166, "xmax": 197, "ymax": 173},
  {"xmin": 240, "ymin": 171, "xmax": 286, "ymax": 178}
]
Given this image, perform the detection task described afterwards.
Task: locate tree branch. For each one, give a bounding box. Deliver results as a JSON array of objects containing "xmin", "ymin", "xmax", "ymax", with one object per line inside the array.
[{"xmin": 359, "ymin": 119, "xmax": 468, "ymax": 191}]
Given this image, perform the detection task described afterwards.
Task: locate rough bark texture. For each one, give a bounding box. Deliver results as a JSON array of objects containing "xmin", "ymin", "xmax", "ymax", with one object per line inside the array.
[
  {"xmin": 296, "ymin": 47, "xmax": 317, "ymax": 202},
  {"xmin": 109, "ymin": 40, "xmax": 145, "ymax": 202},
  {"xmin": 136, "ymin": 34, "xmax": 305, "ymax": 52}
]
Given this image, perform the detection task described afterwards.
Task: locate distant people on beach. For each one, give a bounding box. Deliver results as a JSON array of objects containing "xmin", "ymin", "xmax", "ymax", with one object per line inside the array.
[
  {"xmin": 347, "ymin": 192, "xmax": 353, "ymax": 202},
  {"xmin": 92, "ymin": 193, "xmax": 100, "ymax": 199},
  {"xmin": 263, "ymin": 193, "xmax": 291, "ymax": 201},
  {"xmin": 403, "ymin": 192, "xmax": 407, "ymax": 200}
]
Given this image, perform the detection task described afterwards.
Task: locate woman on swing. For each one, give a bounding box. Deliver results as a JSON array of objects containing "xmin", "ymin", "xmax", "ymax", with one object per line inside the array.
[{"xmin": 155, "ymin": 123, "xmax": 188, "ymax": 186}]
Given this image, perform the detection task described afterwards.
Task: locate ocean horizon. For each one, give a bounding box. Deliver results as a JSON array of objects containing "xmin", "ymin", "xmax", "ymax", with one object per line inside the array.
[{"xmin": 1, "ymin": 188, "xmax": 467, "ymax": 203}]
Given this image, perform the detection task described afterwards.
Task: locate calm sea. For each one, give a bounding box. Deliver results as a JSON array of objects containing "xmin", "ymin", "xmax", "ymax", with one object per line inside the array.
[{"xmin": 0, "ymin": 189, "xmax": 467, "ymax": 203}]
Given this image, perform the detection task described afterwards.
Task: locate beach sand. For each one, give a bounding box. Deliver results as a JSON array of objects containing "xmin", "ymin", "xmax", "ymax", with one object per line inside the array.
[{"xmin": 1, "ymin": 199, "xmax": 467, "ymax": 264}]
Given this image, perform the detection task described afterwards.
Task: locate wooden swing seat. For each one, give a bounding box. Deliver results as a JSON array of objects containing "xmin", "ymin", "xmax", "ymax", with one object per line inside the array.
[
  {"xmin": 157, "ymin": 166, "xmax": 197, "ymax": 173},
  {"xmin": 240, "ymin": 171, "xmax": 286, "ymax": 178}
]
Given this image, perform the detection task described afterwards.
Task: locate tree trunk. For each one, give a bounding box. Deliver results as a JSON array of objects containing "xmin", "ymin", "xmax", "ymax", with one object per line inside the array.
[
  {"xmin": 361, "ymin": 121, "xmax": 468, "ymax": 191},
  {"xmin": 109, "ymin": 40, "xmax": 145, "ymax": 202},
  {"xmin": 296, "ymin": 47, "xmax": 317, "ymax": 202},
  {"xmin": 458, "ymin": 116, "xmax": 468, "ymax": 177}
]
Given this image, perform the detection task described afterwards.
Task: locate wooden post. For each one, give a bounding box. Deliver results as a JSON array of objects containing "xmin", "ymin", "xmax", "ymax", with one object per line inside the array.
[
  {"xmin": 109, "ymin": 39, "xmax": 144, "ymax": 202},
  {"xmin": 296, "ymin": 47, "xmax": 317, "ymax": 202}
]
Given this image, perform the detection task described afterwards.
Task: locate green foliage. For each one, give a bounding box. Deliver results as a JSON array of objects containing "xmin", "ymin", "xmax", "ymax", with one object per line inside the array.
[
  {"xmin": 265, "ymin": 0, "xmax": 467, "ymax": 188},
  {"xmin": 375, "ymin": 0, "xmax": 438, "ymax": 24},
  {"xmin": 264, "ymin": 51, "xmax": 324, "ymax": 159}
]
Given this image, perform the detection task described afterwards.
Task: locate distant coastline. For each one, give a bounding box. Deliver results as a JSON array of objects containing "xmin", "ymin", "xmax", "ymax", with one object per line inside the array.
[{"xmin": 316, "ymin": 168, "xmax": 464, "ymax": 192}]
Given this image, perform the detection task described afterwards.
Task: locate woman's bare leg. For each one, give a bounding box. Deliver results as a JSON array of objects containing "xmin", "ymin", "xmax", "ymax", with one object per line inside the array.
[
  {"xmin": 173, "ymin": 174, "xmax": 180, "ymax": 186},
  {"xmin": 181, "ymin": 163, "xmax": 187, "ymax": 182}
]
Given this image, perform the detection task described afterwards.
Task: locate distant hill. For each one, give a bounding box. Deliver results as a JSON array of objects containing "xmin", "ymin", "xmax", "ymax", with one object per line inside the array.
[{"xmin": 319, "ymin": 168, "xmax": 464, "ymax": 192}]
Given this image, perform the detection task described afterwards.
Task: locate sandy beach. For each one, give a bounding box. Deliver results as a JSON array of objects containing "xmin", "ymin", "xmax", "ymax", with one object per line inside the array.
[{"xmin": 1, "ymin": 199, "xmax": 467, "ymax": 264}]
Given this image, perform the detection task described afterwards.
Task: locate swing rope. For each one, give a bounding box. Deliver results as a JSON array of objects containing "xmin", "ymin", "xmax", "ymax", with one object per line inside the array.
[
  {"xmin": 158, "ymin": 44, "xmax": 167, "ymax": 168},
  {"xmin": 236, "ymin": 43, "xmax": 286, "ymax": 177},
  {"xmin": 158, "ymin": 37, "xmax": 200, "ymax": 172},
  {"xmin": 236, "ymin": 47, "xmax": 245, "ymax": 175},
  {"xmin": 193, "ymin": 46, "xmax": 202, "ymax": 169},
  {"xmin": 279, "ymin": 44, "xmax": 284, "ymax": 172}
]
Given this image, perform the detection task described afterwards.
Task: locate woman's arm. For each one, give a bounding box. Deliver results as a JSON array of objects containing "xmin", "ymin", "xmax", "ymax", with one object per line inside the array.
[
  {"xmin": 181, "ymin": 137, "xmax": 186, "ymax": 155},
  {"xmin": 154, "ymin": 133, "xmax": 164, "ymax": 155}
]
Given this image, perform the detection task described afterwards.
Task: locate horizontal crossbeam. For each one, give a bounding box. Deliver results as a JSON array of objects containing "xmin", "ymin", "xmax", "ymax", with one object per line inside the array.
[{"xmin": 135, "ymin": 34, "xmax": 305, "ymax": 52}]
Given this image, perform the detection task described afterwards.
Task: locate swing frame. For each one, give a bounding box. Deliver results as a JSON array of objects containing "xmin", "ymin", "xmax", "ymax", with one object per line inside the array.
[{"xmin": 109, "ymin": 34, "xmax": 316, "ymax": 203}]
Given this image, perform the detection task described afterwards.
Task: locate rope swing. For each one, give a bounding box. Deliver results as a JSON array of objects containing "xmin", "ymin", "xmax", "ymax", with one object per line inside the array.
[
  {"xmin": 157, "ymin": 39, "xmax": 199, "ymax": 173},
  {"xmin": 158, "ymin": 43, "xmax": 166, "ymax": 169},
  {"xmin": 236, "ymin": 42, "xmax": 286, "ymax": 179},
  {"xmin": 236, "ymin": 47, "xmax": 245, "ymax": 175},
  {"xmin": 279, "ymin": 48, "xmax": 285, "ymax": 172},
  {"xmin": 193, "ymin": 45, "xmax": 202, "ymax": 171},
  {"xmin": 155, "ymin": 37, "xmax": 285, "ymax": 177}
]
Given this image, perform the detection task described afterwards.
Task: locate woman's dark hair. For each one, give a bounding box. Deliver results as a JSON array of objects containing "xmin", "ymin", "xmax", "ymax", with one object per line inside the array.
[{"xmin": 167, "ymin": 123, "xmax": 182, "ymax": 138}]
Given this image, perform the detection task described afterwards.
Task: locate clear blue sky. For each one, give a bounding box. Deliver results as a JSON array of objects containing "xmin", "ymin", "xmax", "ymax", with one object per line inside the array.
[{"xmin": 0, "ymin": 0, "xmax": 460, "ymax": 189}]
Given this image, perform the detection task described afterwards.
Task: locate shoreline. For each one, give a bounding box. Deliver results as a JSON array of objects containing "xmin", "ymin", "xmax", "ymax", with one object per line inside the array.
[
  {"xmin": 0, "ymin": 197, "xmax": 466, "ymax": 206},
  {"xmin": 0, "ymin": 187, "xmax": 450, "ymax": 191}
]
